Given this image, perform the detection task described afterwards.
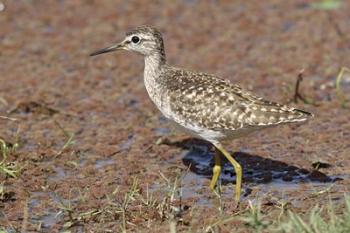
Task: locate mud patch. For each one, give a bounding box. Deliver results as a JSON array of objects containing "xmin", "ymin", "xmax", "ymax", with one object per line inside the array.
[{"xmin": 1, "ymin": 0, "xmax": 350, "ymax": 231}]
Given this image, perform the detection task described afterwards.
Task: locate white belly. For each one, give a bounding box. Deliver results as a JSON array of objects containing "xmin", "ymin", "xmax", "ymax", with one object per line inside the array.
[{"xmin": 167, "ymin": 116, "xmax": 262, "ymax": 145}]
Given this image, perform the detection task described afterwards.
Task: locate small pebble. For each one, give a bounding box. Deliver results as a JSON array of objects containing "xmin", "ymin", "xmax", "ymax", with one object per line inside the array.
[{"xmin": 0, "ymin": 2, "xmax": 4, "ymax": 12}]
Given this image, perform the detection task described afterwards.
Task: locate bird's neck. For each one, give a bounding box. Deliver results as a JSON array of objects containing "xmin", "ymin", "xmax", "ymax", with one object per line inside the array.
[
  {"xmin": 143, "ymin": 52, "xmax": 166, "ymax": 107},
  {"xmin": 144, "ymin": 52, "xmax": 166, "ymax": 79}
]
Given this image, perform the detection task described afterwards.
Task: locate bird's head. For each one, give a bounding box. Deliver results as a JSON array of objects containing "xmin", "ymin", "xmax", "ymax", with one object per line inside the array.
[{"xmin": 90, "ymin": 26, "xmax": 165, "ymax": 58}]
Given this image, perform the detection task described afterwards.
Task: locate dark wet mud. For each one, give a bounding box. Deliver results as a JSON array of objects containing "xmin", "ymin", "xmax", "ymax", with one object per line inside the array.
[{"xmin": 1, "ymin": 0, "xmax": 350, "ymax": 232}]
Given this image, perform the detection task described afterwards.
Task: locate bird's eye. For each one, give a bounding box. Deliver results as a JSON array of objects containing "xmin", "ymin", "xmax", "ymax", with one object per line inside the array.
[{"xmin": 131, "ymin": 36, "xmax": 140, "ymax": 44}]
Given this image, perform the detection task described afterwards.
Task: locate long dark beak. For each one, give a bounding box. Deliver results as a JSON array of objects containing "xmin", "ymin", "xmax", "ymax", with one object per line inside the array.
[{"xmin": 90, "ymin": 42, "xmax": 124, "ymax": 56}]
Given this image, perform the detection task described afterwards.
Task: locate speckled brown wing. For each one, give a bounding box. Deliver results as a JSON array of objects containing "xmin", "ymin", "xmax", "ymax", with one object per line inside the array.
[
  {"xmin": 161, "ymin": 67, "xmax": 312, "ymax": 131},
  {"xmin": 234, "ymin": 90, "xmax": 312, "ymax": 127}
]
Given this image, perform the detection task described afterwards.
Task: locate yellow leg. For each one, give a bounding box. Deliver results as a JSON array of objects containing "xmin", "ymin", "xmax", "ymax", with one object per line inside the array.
[
  {"xmin": 209, "ymin": 149, "xmax": 222, "ymax": 191},
  {"xmin": 214, "ymin": 143, "xmax": 242, "ymax": 202}
]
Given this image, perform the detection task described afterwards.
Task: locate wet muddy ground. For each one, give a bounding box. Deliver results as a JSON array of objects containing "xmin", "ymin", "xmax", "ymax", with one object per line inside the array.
[{"xmin": 1, "ymin": 0, "xmax": 350, "ymax": 232}]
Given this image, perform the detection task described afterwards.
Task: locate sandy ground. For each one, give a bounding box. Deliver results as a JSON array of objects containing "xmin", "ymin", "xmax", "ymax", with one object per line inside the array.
[{"xmin": 1, "ymin": 0, "xmax": 350, "ymax": 232}]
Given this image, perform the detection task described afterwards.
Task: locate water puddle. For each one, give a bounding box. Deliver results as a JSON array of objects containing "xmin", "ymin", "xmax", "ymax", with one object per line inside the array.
[
  {"xmin": 26, "ymin": 190, "xmax": 86, "ymax": 230},
  {"xmin": 153, "ymin": 127, "xmax": 171, "ymax": 136},
  {"xmin": 28, "ymin": 191, "xmax": 63, "ymax": 230},
  {"xmin": 118, "ymin": 134, "xmax": 134, "ymax": 152},
  {"xmin": 38, "ymin": 211, "xmax": 59, "ymax": 229},
  {"xmin": 95, "ymin": 158, "xmax": 114, "ymax": 170},
  {"xmin": 47, "ymin": 166, "xmax": 67, "ymax": 182},
  {"xmin": 177, "ymin": 145, "xmax": 344, "ymax": 205},
  {"xmin": 182, "ymin": 147, "xmax": 341, "ymax": 185}
]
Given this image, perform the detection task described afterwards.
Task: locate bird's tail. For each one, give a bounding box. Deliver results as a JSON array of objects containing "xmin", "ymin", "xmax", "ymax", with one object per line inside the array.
[
  {"xmin": 245, "ymin": 104, "xmax": 313, "ymax": 126},
  {"xmin": 290, "ymin": 108, "xmax": 313, "ymax": 122}
]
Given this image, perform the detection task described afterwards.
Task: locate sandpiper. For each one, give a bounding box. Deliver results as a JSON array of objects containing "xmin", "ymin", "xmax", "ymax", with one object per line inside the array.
[{"xmin": 90, "ymin": 26, "xmax": 312, "ymax": 202}]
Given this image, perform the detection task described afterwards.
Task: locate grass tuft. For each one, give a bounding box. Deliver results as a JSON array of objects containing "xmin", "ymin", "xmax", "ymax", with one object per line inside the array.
[
  {"xmin": 241, "ymin": 200, "xmax": 270, "ymax": 232},
  {"xmin": 335, "ymin": 67, "xmax": 350, "ymax": 108},
  {"xmin": 239, "ymin": 195, "xmax": 350, "ymax": 233},
  {"xmin": 0, "ymin": 139, "xmax": 21, "ymax": 178},
  {"xmin": 280, "ymin": 196, "xmax": 350, "ymax": 233},
  {"xmin": 311, "ymin": 0, "xmax": 342, "ymax": 10}
]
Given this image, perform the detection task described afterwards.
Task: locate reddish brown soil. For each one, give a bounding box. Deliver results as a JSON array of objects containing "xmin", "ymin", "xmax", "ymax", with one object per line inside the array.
[{"xmin": 1, "ymin": 1, "xmax": 350, "ymax": 232}]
